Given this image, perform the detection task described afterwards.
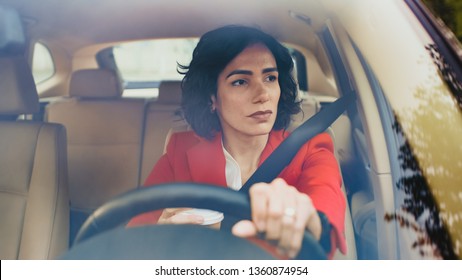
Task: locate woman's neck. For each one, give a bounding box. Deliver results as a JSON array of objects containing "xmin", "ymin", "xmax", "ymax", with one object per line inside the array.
[{"xmin": 222, "ymin": 132, "xmax": 269, "ymax": 185}]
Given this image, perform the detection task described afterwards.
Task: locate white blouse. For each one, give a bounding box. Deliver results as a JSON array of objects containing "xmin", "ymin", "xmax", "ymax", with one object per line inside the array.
[{"xmin": 222, "ymin": 142, "xmax": 243, "ymax": 191}]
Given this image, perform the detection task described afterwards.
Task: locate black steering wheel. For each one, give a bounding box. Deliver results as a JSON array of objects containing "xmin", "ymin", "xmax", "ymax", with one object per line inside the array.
[{"xmin": 61, "ymin": 183, "xmax": 327, "ymax": 259}]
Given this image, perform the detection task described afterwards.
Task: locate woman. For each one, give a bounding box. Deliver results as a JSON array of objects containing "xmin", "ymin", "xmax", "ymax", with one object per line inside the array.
[{"xmin": 128, "ymin": 25, "xmax": 346, "ymax": 258}]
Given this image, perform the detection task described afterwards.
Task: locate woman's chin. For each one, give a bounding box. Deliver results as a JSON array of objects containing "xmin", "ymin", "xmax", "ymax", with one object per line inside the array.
[{"xmin": 246, "ymin": 127, "xmax": 273, "ymax": 137}]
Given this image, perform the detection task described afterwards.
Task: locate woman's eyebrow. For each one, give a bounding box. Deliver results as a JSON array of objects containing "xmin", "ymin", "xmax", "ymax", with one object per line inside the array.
[
  {"xmin": 262, "ymin": 67, "xmax": 278, "ymax": 74},
  {"xmin": 226, "ymin": 67, "xmax": 278, "ymax": 79},
  {"xmin": 226, "ymin": 69, "xmax": 252, "ymax": 79}
]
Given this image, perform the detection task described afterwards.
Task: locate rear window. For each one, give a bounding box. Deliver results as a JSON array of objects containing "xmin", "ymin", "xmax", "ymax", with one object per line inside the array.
[
  {"xmin": 32, "ymin": 42, "xmax": 55, "ymax": 84},
  {"xmin": 113, "ymin": 38, "xmax": 198, "ymax": 98}
]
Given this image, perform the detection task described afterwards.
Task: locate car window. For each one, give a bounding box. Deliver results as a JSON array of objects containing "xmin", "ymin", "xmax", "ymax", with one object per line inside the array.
[
  {"xmin": 422, "ymin": 0, "xmax": 462, "ymax": 42},
  {"xmin": 32, "ymin": 42, "xmax": 55, "ymax": 84},
  {"xmin": 113, "ymin": 38, "xmax": 198, "ymax": 98}
]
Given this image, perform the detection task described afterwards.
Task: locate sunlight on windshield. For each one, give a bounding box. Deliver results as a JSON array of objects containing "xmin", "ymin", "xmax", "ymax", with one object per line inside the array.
[
  {"xmin": 388, "ymin": 46, "xmax": 462, "ymax": 258},
  {"xmin": 394, "ymin": 48, "xmax": 462, "ymax": 258}
]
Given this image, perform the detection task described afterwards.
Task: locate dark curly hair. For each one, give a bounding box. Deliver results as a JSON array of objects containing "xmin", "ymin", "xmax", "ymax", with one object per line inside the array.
[{"xmin": 178, "ymin": 25, "xmax": 300, "ymax": 140}]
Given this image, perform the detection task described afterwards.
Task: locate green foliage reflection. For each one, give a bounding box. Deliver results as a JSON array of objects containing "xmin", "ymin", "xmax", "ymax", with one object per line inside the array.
[{"xmin": 423, "ymin": 0, "xmax": 462, "ymax": 41}]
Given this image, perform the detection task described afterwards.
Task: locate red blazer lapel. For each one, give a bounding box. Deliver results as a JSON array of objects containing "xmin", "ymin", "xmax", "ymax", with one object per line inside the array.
[
  {"xmin": 186, "ymin": 133, "xmax": 227, "ymax": 187},
  {"xmin": 258, "ymin": 130, "xmax": 288, "ymax": 165}
]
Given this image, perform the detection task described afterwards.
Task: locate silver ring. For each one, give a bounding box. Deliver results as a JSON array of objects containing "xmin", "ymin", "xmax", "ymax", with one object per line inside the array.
[{"xmin": 283, "ymin": 207, "xmax": 296, "ymax": 219}]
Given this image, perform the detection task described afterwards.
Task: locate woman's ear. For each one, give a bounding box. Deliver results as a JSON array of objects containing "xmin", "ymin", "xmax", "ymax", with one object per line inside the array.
[{"xmin": 210, "ymin": 95, "xmax": 217, "ymax": 112}]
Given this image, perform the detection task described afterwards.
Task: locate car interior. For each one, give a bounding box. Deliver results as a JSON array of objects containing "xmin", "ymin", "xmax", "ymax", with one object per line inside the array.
[{"xmin": 0, "ymin": 0, "xmax": 390, "ymax": 260}]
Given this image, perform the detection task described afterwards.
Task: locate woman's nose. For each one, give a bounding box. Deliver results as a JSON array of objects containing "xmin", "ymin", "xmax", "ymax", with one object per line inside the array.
[{"xmin": 252, "ymin": 82, "xmax": 270, "ymax": 103}]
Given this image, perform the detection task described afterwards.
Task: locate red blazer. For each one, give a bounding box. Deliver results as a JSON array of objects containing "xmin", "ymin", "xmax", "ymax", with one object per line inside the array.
[{"xmin": 128, "ymin": 130, "xmax": 347, "ymax": 255}]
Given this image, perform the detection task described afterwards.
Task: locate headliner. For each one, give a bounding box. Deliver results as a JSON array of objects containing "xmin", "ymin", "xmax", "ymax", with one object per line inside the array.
[{"xmin": 0, "ymin": 0, "xmax": 334, "ymax": 53}]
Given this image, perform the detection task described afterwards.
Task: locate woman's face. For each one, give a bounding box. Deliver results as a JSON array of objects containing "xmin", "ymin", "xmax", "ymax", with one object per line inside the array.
[{"xmin": 212, "ymin": 43, "xmax": 280, "ymax": 139}]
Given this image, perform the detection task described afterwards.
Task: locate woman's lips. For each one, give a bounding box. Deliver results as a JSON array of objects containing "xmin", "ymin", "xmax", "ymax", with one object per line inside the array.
[{"xmin": 248, "ymin": 110, "xmax": 273, "ymax": 121}]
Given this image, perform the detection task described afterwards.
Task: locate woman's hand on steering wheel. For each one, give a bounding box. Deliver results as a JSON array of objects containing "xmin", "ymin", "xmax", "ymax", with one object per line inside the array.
[
  {"xmin": 158, "ymin": 208, "xmax": 204, "ymax": 225},
  {"xmin": 232, "ymin": 178, "xmax": 322, "ymax": 258},
  {"xmin": 157, "ymin": 179, "xmax": 322, "ymax": 259}
]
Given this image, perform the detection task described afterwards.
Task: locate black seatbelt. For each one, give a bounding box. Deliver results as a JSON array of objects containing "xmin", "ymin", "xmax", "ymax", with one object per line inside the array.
[{"xmin": 239, "ymin": 92, "xmax": 356, "ymax": 195}]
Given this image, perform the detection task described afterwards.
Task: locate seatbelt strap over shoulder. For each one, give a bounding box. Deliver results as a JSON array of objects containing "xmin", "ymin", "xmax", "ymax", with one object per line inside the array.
[{"xmin": 239, "ymin": 92, "xmax": 356, "ymax": 194}]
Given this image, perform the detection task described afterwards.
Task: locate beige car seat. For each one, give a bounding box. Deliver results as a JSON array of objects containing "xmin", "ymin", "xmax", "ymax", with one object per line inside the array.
[
  {"xmin": 46, "ymin": 69, "xmax": 145, "ymax": 241},
  {"xmin": 0, "ymin": 9, "xmax": 70, "ymax": 258},
  {"xmin": 140, "ymin": 81, "xmax": 185, "ymax": 183}
]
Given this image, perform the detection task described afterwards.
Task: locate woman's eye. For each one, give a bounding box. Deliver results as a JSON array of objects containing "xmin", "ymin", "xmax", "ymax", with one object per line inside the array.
[
  {"xmin": 266, "ymin": 75, "xmax": 278, "ymax": 82},
  {"xmin": 231, "ymin": 79, "xmax": 247, "ymax": 86}
]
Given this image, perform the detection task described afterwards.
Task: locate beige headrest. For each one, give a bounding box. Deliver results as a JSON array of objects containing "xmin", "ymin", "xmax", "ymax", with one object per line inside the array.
[
  {"xmin": 69, "ymin": 69, "xmax": 122, "ymax": 98},
  {"xmin": 157, "ymin": 80, "xmax": 182, "ymax": 104},
  {"xmin": 0, "ymin": 56, "xmax": 39, "ymax": 115}
]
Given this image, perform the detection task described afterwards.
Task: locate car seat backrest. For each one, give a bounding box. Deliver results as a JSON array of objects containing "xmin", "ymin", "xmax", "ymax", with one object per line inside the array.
[
  {"xmin": 68, "ymin": 69, "xmax": 123, "ymax": 98},
  {"xmin": 140, "ymin": 80, "xmax": 186, "ymax": 183},
  {"xmin": 45, "ymin": 68, "xmax": 145, "ymax": 241},
  {"xmin": 0, "ymin": 56, "xmax": 38, "ymax": 119},
  {"xmin": 0, "ymin": 51, "xmax": 69, "ymax": 259},
  {"xmin": 289, "ymin": 92, "xmax": 320, "ymax": 131},
  {"xmin": 325, "ymin": 126, "xmax": 357, "ymax": 260}
]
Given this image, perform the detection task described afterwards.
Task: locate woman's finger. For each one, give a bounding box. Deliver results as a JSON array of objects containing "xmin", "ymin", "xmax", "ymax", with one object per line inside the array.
[
  {"xmin": 231, "ymin": 220, "xmax": 258, "ymax": 237},
  {"xmin": 263, "ymin": 179, "xmax": 287, "ymax": 240},
  {"xmin": 249, "ymin": 182, "xmax": 270, "ymax": 232},
  {"xmin": 158, "ymin": 208, "xmax": 203, "ymax": 224},
  {"xmin": 287, "ymin": 193, "xmax": 313, "ymax": 258},
  {"xmin": 162, "ymin": 207, "xmax": 191, "ymax": 218},
  {"xmin": 171, "ymin": 211, "xmax": 204, "ymax": 224},
  {"xmin": 275, "ymin": 182, "xmax": 301, "ymax": 254}
]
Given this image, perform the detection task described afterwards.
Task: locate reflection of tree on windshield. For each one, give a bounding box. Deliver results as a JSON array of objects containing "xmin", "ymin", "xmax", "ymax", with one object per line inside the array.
[
  {"xmin": 389, "ymin": 44, "xmax": 462, "ymax": 259},
  {"xmin": 392, "ymin": 116, "xmax": 457, "ymax": 259},
  {"xmin": 426, "ymin": 44, "xmax": 462, "ymax": 110}
]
